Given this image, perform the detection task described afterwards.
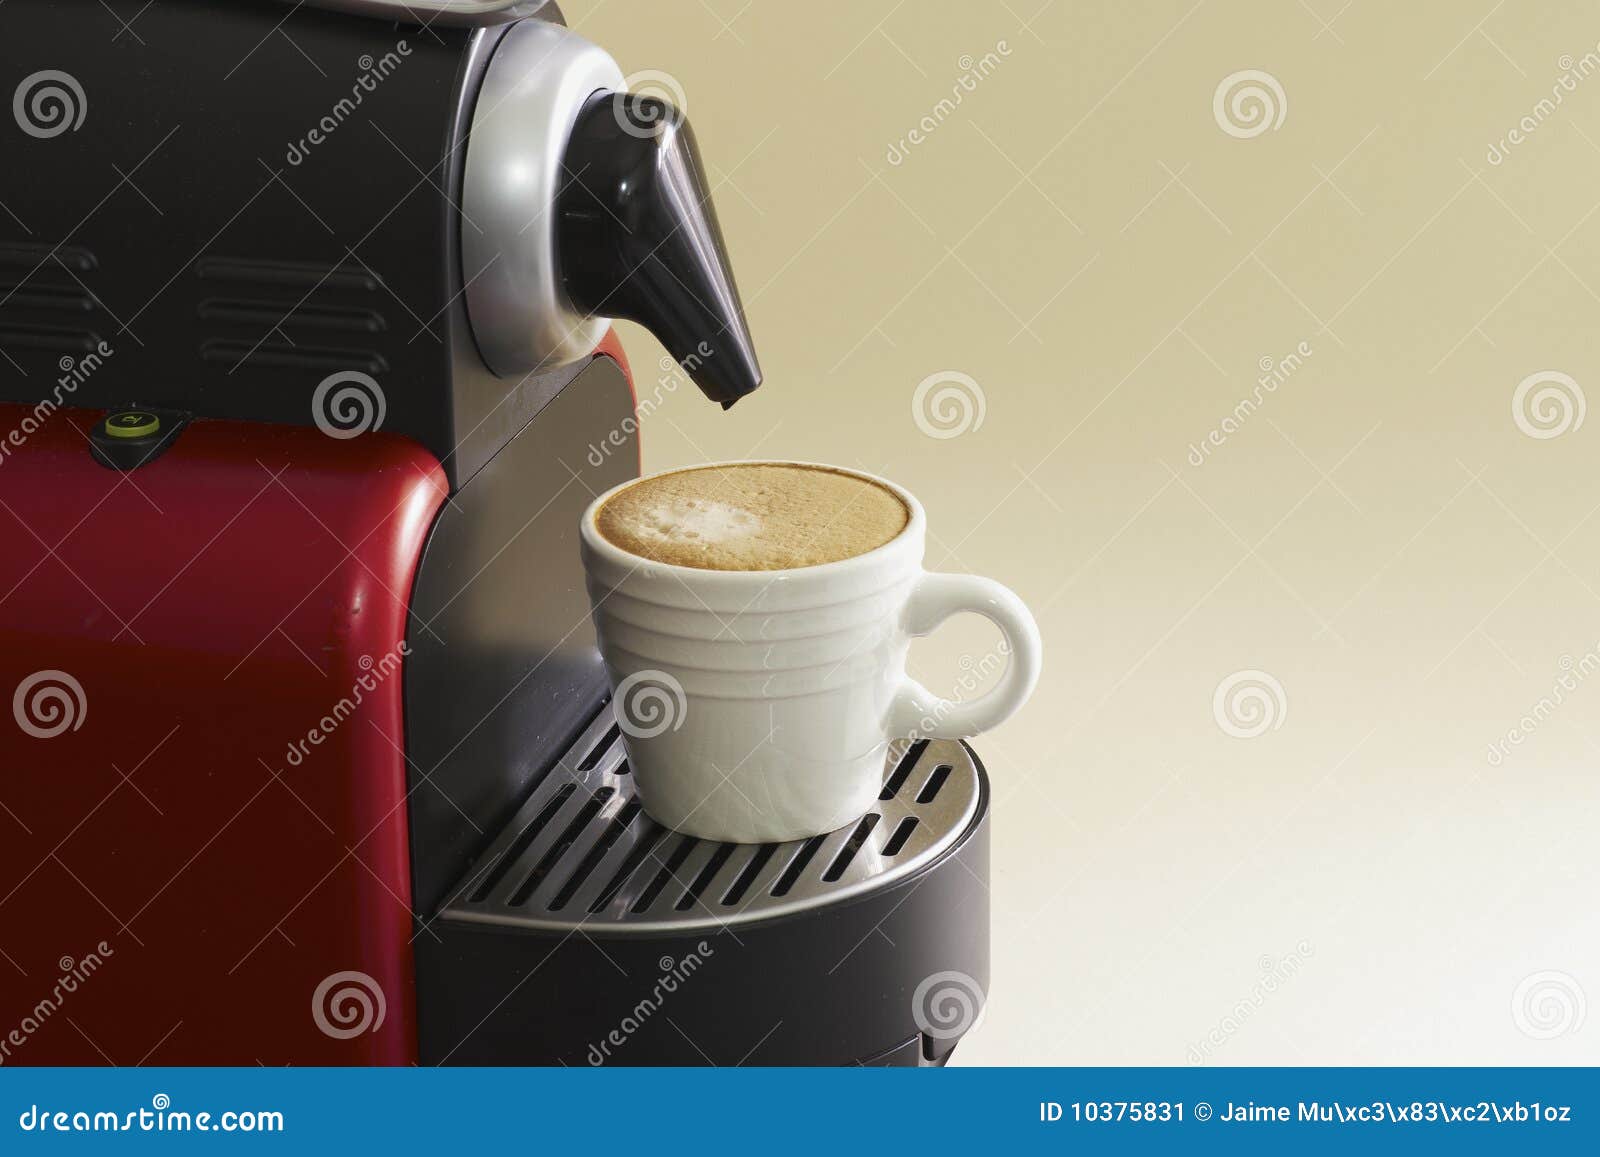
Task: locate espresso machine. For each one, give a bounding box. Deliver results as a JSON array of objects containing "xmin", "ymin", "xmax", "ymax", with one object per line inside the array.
[{"xmin": 0, "ymin": 0, "xmax": 989, "ymax": 1066}]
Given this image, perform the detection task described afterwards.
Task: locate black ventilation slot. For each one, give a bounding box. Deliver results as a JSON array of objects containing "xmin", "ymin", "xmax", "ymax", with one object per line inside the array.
[
  {"xmin": 770, "ymin": 835, "xmax": 826, "ymax": 898},
  {"xmin": 915, "ymin": 764, "xmax": 953, "ymax": 805},
  {"xmin": 588, "ymin": 821, "xmax": 667, "ymax": 913},
  {"xmin": 880, "ymin": 741, "xmax": 928, "ymax": 800},
  {"xmin": 822, "ymin": 814, "xmax": 881, "ymax": 882},
  {"xmin": 881, "ymin": 816, "xmax": 919, "ymax": 857},
  {"xmin": 0, "ymin": 324, "xmax": 104, "ymax": 353},
  {"xmin": 631, "ymin": 836, "xmax": 698, "ymax": 913},
  {"xmin": 721, "ymin": 844, "xmax": 778, "ymax": 906},
  {"xmin": 0, "ymin": 283, "xmax": 96, "ymax": 313},
  {"xmin": 510, "ymin": 787, "xmax": 615, "ymax": 905},
  {"xmin": 576, "ymin": 723, "xmax": 621, "ymax": 772},
  {"xmin": 199, "ymin": 338, "xmax": 388, "ymax": 374},
  {"xmin": 0, "ymin": 243, "xmax": 97, "ymax": 272},
  {"xmin": 467, "ymin": 784, "xmax": 576, "ymax": 903},
  {"xmin": 198, "ymin": 299, "xmax": 387, "ymax": 334},
  {"xmin": 674, "ymin": 843, "xmax": 736, "ymax": 911},
  {"xmin": 549, "ymin": 798, "xmax": 640, "ymax": 911},
  {"xmin": 195, "ymin": 256, "xmax": 379, "ymax": 292}
]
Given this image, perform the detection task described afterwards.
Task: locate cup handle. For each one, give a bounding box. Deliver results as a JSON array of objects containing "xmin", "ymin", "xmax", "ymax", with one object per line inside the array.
[{"xmin": 888, "ymin": 571, "xmax": 1043, "ymax": 740}]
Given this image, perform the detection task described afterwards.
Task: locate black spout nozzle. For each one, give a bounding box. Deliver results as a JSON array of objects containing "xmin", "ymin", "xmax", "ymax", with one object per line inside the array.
[{"xmin": 557, "ymin": 93, "xmax": 762, "ymax": 407}]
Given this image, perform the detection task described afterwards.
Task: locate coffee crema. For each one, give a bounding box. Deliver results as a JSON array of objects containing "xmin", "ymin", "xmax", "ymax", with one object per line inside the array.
[{"xmin": 595, "ymin": 463, "xmax": 910, "ymax": 571}]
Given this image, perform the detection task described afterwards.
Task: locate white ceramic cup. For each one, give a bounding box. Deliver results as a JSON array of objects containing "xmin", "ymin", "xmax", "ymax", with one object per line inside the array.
[{"xmin": 579, "ymin": 462, "xmax": 1042, "ymax": 843}]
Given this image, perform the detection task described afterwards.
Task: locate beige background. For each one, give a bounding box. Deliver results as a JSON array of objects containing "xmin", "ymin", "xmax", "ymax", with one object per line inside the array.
[{"xmin": 575, "ymin": 0, "xmax": 1600, "ymax": 1064}]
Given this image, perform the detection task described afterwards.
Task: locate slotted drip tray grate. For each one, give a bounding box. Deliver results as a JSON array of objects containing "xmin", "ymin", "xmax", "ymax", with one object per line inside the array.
[{"xmin": 441, "ymin": 702, "xmax": 981, "ymax": 935}]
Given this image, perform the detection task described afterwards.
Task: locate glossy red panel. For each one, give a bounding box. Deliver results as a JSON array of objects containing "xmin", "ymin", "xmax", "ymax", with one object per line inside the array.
[{"xmin": 0, "ymin": 407, "xmax": 446, "ymax": 1065}]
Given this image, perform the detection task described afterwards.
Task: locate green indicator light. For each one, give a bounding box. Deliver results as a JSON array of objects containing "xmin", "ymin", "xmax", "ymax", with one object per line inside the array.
[{"xmin": 105, "ymin": 411, "xmax": 160, "ymax": 439}]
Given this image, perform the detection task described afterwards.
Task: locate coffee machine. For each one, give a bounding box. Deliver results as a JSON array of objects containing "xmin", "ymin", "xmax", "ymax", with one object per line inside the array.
[{"xmin": 0, "ymin": 0, "xmax": 989, "ymax": 1066}]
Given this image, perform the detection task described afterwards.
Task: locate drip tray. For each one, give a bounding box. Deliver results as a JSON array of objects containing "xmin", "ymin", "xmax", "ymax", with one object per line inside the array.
[{"xmin": 440, "ymin": 703, "xmax": 981, "ymax": 936}]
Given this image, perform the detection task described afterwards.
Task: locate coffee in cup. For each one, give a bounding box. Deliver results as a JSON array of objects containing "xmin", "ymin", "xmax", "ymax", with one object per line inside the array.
[{"xmin": 594, "ymin": 462, "xmax": 910, "ymax": 571}]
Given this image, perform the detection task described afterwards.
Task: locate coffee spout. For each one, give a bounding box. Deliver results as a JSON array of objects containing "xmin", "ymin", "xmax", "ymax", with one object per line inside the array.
[{"xmin": 557, "ymin": 93, "xmax": 763, "ymax": 407}]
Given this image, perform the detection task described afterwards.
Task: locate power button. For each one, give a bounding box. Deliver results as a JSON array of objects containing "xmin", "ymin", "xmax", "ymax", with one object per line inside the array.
[
  {"xmin": 90, "ymin": 407, "xmax": 186, "ymax": 471},
  {"xmin": 103, "ymin": 411, "xmax": 161, "ymax": 440}
]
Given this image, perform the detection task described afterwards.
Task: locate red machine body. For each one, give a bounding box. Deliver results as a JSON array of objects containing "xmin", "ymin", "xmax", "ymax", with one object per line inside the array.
[{"xmin": 0, "ymin": 406, "xmax": 444, "ymax": 1063}]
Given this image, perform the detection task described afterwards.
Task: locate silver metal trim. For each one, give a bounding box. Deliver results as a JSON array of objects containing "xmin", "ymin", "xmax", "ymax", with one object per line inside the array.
[
  {"xmin": 283, "ymin": 1, "xmax": 551, "ymax": 26},
  {"xmin": 441, "ymin": 704, "xmax": 981, "ymax": 936},
  {"xmin": 459, "ymin": 21, "xmax": 622, "ymax": 379}
]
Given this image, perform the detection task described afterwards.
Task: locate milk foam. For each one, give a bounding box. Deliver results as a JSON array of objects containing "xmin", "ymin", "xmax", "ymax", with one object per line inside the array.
[
  {"xmin": 624, "ymin": 498, "xmax": 763, "ymax": 547},
  {"xmin": 596, "ymin": 464, "xmax": 909, "ymax": 571}
]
